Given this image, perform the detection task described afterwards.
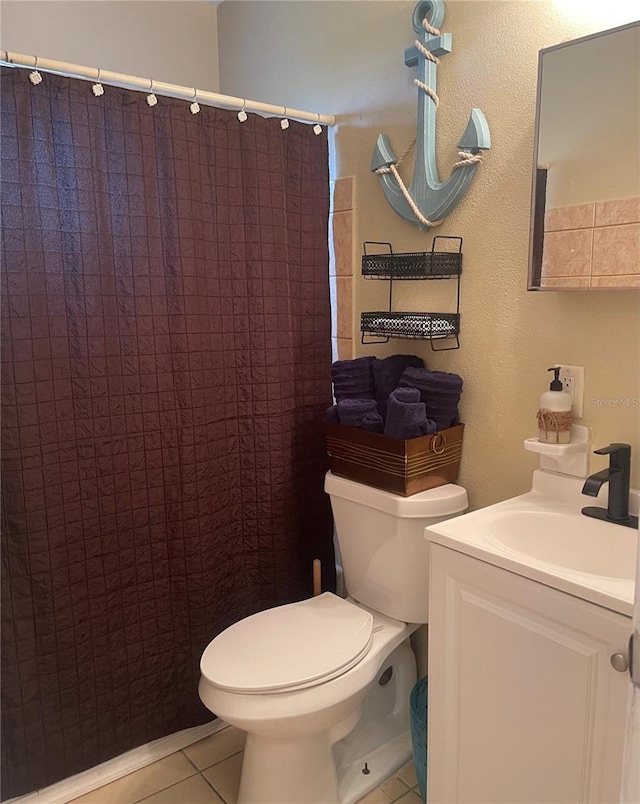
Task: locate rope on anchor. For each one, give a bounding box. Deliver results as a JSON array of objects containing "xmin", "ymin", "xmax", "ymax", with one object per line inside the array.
[{"xmin": 374, "ymin": 16, "xmax": 483, "ymax": 228}]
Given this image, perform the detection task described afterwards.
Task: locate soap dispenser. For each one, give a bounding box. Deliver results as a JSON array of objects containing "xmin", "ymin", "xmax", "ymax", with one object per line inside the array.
[{"xmin": 538, "ymin": 367, "xmax": 572, "ymax": 444}]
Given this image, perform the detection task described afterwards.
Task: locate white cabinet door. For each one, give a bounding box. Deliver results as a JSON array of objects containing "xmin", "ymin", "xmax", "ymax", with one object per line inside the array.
[{"xmin": 428, "ymin": 545, "xmax": 632, "ymax": 804}]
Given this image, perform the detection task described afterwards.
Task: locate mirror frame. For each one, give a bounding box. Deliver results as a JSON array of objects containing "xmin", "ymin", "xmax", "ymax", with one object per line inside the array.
[{"xmin": 527, "ymin": 20, "xmax": 640, "ymax": 291}]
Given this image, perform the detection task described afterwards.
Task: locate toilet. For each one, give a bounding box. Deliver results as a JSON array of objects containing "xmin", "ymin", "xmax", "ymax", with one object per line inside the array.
[{"xmin": 199, "ymin": 472, "xmax": 468, "ymax": 804}]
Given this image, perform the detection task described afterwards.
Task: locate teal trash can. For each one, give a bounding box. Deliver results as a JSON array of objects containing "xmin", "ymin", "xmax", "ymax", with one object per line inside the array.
[{"xmin": 410, "ymin": 676, "xmax": 427, "ymax": 802}]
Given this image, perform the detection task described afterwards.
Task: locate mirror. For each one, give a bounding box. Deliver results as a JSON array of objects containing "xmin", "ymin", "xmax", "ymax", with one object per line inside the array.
[{"xmin": 528, "ymin": 21, "xmax": 640, "ymax": 290}]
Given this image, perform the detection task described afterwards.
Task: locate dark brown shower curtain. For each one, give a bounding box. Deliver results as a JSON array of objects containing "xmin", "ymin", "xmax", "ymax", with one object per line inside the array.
[{"xmin": 0, "ymin": 68, "xmax": 334, "ymax": 799}]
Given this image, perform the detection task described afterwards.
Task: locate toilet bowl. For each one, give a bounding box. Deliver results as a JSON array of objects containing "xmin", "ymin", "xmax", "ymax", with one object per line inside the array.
[{"xmin": 199, "ymin": 473, "xmax": 468, "ymax": 804}]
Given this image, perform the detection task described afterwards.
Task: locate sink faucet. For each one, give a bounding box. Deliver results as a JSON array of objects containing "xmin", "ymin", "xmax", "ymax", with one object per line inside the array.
[{"xmin": 581, "ymin": 443, "xmax": 638, "ymax": 529}]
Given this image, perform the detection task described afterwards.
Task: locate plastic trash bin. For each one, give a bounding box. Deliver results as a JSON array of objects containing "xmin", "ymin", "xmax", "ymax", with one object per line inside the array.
[{"xmin": 410, "ymin": 676, "xmax": 427, "ymax": 801}]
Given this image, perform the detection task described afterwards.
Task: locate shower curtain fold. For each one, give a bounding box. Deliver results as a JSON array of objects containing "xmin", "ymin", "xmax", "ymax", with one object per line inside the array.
[{"xmin": 0, "ymin": 68, "xmax": 334, "ymax": 800}]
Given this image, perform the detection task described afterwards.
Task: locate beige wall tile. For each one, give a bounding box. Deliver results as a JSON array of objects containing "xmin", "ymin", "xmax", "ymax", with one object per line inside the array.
[
  {"xmin": 545, "ymin": 203, "xmax": 594, "ymax": 232},
  {"xmin": 69, "ymin": 753, "xmax": 195, "ymax": 804},
  {"xmin": 540, "ymin": 277, "xmax": 591, "ymax": 289},
  {"xmin": 329, "ymin": 274, "xmax": 339, "ymax": 340},
  {"xmin": 202, "ymin": 752, "xmax": 244, "ymax": 804},
  {"xmin": 541, "ymin": 229, "xmax": 593, "ymax": 277},
  {"xmin": 331, "ymin": 176, "xmax": 354, "ymax": 213},
  {"xmin": 590, "ymin": 274, "xmax": 640, "ymax": 288},
  {"xmin": 595, "ymin": 197, "xmax": 640, "ymax": 227},
  {"xmin": 336, "ymin": 338, "xmax": 353, "ymax": 360},
  {"xmin": 141, "ymin": 774, "xmax": 224, "ymax": 804},
  {"xmin": 182, "ymin": 726, "xmax": 246, "ymax": 771},
  {"xmin": 592, "ymin": 223, "xmax": 640, "ymax": 275},
  {"xmin": 331, "ymin": 211, "xmax": 354, "ymax": 276},
  {"xmin": 336, "ymin": 276, "xmax": 353, "ymax": 338}
]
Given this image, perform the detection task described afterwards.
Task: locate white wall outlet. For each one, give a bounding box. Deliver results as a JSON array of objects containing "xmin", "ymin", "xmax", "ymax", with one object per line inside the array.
[{"xmin": 554, "ymin": 364, "xmax": 585, "ymax": 419}]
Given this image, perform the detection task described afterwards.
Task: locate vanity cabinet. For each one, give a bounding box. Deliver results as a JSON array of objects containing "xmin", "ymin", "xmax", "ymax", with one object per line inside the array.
[{"xmin": 428, "ymin": 544, "xmax": 631, "ymax": 804}]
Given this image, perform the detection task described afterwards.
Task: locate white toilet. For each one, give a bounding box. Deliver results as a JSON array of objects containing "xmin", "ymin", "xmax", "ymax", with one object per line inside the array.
[{"xmin": 199, "ymin": 472, "xmax": 468, "ymax": 804}]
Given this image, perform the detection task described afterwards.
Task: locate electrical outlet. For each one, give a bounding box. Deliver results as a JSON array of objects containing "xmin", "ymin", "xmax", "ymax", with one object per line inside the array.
[{"xmin": 554, "ymin": 364, "xmax": 585, "ymax": 419}]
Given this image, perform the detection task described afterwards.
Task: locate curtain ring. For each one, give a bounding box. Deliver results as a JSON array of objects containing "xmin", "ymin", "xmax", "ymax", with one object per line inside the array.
[
  {"xmin": 146, "ymin": 78, "xmax": 158, "ymax": 107},
  {"xmin": 313, "ymin": 112, "xmax": 322, "ymax": 136},
  {"xmin": 237, "ymin": 99, "xmax": 248, "ymax": 122},
  {"xmin": 190, "ymin": 87, "xmax": 200, "ymax": 115},
  {"xmin": 29, "ymin": 55, "xmax": 43, "ymax": 85},
  {"xmin": 281, "ymin": 106, "xmax": 289, "ymax": 130},
  {"xmin": 92, "ymin": 67, "xmax": 104, "ymax": 97}
]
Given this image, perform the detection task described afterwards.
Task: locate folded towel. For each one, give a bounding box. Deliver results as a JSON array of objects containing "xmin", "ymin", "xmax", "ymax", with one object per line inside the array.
[
  {"xmin": 331, "ymin": 356, "xmax": 375, "ymax": 402},
  {"xmin": 371, "ymin": 354, "xmax": 425, "ymax": 416},
  {"xmin": 360, "ymin": 412, "xmax": 384, "ymax": 434},
  {"xmin": 390, "ymin": 386, "xmax": 421, "ymax": 404},
  {"xmin": 399, "ymin": 367, "xmax": 463, "ymax": 393},
  {"xmin": 336, "ymin": 398, "xmax": 379, "ymax": 429},
  {"xmin": 399, "ymin": 368, "xmax": 463, "ymax": 430},
  {"xmin": 325, "ymin": 405, "xmax": 340, "ymax": 424},
  {"xmin": 384, "ymin": 388, "xmax": 436, "ymax": 439}
]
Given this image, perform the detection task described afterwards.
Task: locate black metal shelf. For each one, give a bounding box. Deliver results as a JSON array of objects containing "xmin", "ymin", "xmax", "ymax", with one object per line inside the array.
[
  {"xmin": 362, "ymin": 247, "xmax": 462, "ymax": 280},
  {"xmin": 361, "ymin": 312, "xmax": 460, "ymax": 340},
  {"xmin": 360, "ymin": 237, "xmax": 463, "ymax": 351}
]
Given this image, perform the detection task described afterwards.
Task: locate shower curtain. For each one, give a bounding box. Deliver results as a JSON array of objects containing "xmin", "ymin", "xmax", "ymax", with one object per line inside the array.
[{"xmin": 0, "ymin": 68, "xmax": 334, "ymax": 799}]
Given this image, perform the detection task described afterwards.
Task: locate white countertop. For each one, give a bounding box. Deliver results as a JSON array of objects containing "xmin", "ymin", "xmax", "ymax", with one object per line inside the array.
[{"xmin": 426, "ymin": 470, "xmax": 638, "ymax": 617}]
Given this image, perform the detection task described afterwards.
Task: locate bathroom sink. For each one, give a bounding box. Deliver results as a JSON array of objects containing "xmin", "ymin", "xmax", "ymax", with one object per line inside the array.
[
  {"xmin": 487, "ymin": 511, "xmax": 636, "ymax": 580},
  {"xmin": 425, "ymin": 470, "xmax": 639, "ymax": 616}
]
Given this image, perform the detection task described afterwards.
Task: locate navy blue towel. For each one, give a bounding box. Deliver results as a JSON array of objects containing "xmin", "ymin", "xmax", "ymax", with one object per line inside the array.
[
  {"xmin": 371, "ymin": 354, "xmax": 425, "ymax": 416},
  {"xmin": 331, "ymin": 356, "xmax": 375, "ymax": 402},
  {"xmin": 325, "ymin": 405, "xmax": 340, "ymax": 424},
  {"xmin": 399, "ymin": 368, "xmax": 463, "ymax": 430},
  {"xmin": 384, "ymin": 387, "xmax": 437, "ymax": 440},
  {"xmin": 360, "ymin": 412, "xmax": 385, "ymax": 434},
  {"xmin": 336, "ymin": 398, "xmax": 379, "ymax": 429}
]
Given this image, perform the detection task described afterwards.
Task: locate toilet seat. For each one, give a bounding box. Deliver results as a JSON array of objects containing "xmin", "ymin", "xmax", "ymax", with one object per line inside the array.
[{"xmin": 200, "ymin": 592, "xmax": 373, "ymax": 694}]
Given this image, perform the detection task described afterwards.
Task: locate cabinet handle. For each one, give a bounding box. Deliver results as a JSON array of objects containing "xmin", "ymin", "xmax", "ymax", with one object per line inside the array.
[
  {"xmin": 630, "ymin": 633, "xmax": 638, "ymax": 684},
  {"xmin": 610, "ymin": 652, "xmax": 629, "ymax": 673}
]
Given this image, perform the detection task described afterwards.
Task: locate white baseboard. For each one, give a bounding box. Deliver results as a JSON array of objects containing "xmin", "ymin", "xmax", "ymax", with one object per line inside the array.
[{"xmin": 7, "ymin": 720, "xmax": 226, "ymax": 804}]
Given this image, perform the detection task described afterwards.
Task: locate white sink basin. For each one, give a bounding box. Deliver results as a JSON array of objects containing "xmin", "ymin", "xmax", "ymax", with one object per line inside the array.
[
  {"xmin": 425, "ymin": 470, "xmax": 639, "ymax": 616},
  {"xmin": 487, "ymin": 511, "xmax": 636, "ymax": 580}
]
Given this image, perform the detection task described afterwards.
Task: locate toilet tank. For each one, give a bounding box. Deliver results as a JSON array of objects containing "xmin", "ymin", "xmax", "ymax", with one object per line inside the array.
[{"xmin": 325, "ymin": 472, "xmax": 468, "ymax": 624}]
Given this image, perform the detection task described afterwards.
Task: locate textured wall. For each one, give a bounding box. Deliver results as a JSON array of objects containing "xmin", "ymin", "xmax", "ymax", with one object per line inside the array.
[
  {"xmin": 218, "ymin": 0, "xmax": 640, "ymax": 510},
  {"xmin": 0, "ymin": 1, "xmax": 220, "ymax": 92}
]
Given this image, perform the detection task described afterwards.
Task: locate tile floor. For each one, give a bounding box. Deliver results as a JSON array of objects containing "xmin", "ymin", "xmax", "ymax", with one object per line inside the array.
[{"xmin": 68, "ymin": 725, "xmax": 423, "ymax": 804}]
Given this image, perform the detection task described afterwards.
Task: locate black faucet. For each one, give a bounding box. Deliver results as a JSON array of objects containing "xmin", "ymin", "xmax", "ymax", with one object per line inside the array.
[{"xmin": 581, "ymin": 443, "xmax": 638, "ymax": 529}]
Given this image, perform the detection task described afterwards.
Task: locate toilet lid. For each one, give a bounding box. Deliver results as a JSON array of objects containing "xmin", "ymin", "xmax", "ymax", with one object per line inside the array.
[{"xmin": 200, "ymin": 593, "xmax": 374, "ymax": 694}]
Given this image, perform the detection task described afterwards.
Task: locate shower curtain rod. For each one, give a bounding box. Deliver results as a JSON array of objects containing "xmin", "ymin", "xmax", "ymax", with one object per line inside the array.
[{"xmin": 0, "ymin": 51, "xmax": 337, "ymax": 126}]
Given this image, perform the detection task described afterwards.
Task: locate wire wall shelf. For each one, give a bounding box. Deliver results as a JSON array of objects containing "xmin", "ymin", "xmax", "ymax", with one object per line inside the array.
[
  {"xmin": 360, "ymin": 237, "xmax": 463, "ymax": 351},
  {"xmin": 362, "ymin": 246, "xmax": 462, "ymax": 280},
  {"xmin": 361, "ymin": 312, "xmax": 460, "ymax": 340}
]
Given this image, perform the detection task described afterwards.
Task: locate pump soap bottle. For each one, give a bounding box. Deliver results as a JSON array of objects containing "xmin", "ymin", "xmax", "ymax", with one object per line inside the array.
[{"xmin": 537, "ymin": 367, "xmax": 572, "ymax": 444}]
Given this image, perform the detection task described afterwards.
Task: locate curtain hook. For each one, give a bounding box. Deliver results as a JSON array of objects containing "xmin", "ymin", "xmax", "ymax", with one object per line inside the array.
[
  {"xmin": 190, "ymin": 87, "xmax": 200, "ymax": 115},
  {"xmin": 92, "ymin": 67, "xmax": 104, "ymax": 97},
  {"xmin": 146, "ymin": 78, "xmax": 158, "ymax": 107},
  {"xmin": 29, "ymin": 55, "xmax": 43, "ymax": 85},
  {"xmin": 313, "ymin": 112, "xmax": 322, "ymax": 136},
  {"xmin": 238, "ymin": 99, "xmax": 247, "ymax": 123},
  {"xmin": 280, "ymin": 106, "xmax": 289, "ymax": 130}
]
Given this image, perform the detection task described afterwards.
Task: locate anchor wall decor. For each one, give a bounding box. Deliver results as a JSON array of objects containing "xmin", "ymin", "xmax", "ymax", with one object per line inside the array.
[{"xmin": 372, "ymin": 0, "xmax": 491, "ymax": 230}]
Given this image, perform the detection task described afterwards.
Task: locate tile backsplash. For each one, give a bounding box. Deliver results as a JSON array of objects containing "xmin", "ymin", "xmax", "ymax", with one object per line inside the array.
[
  {"xmin": 542, "ymin": 197, "xmax": 640, "ymax": 288},
  {"xmin": 330, "ymin": 177, "xmax": 355, "ymax": 360}
]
